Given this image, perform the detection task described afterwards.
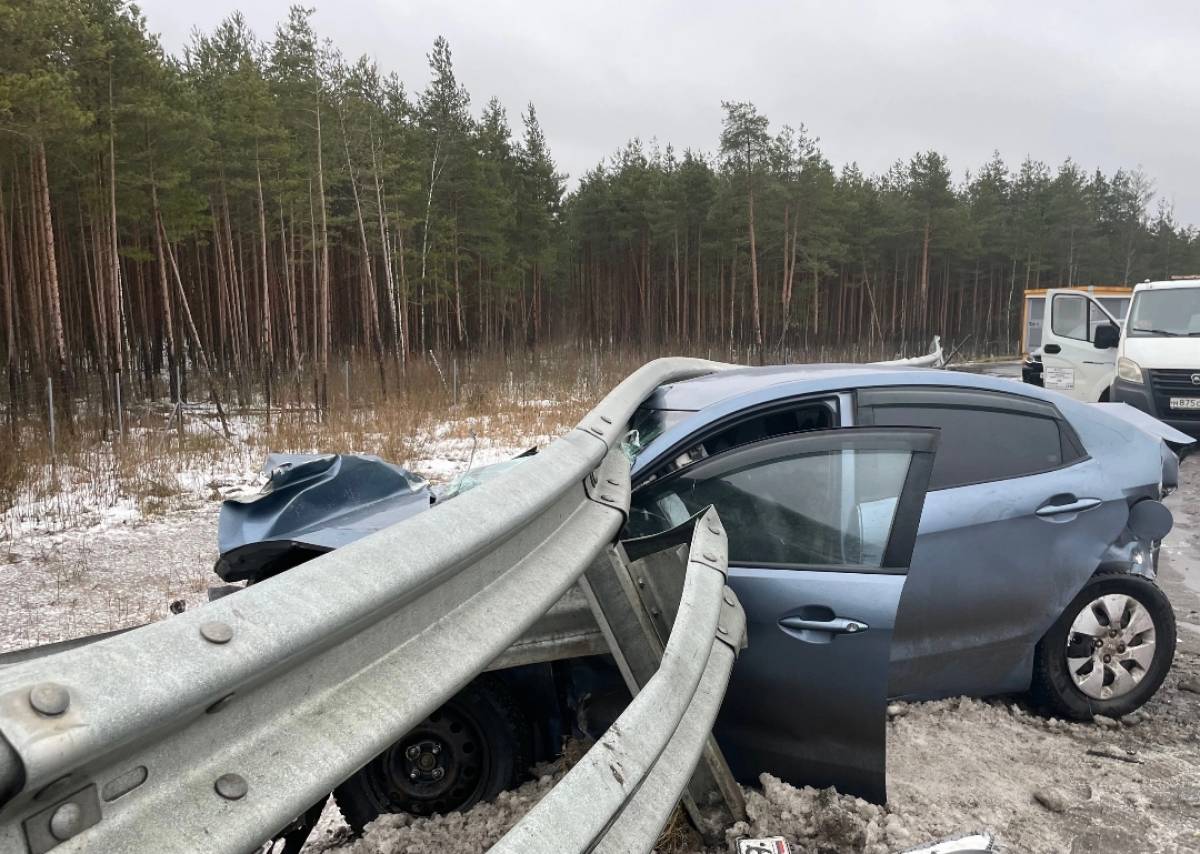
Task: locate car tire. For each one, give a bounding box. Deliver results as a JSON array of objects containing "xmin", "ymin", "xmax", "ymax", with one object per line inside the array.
[
  {"xmin": 1033, "ymin": 570, "xmax": 1176, "ymax": 720},
  {"xmin": 334, "ymin": 675, "xmax": 532, "ymax": 832}
]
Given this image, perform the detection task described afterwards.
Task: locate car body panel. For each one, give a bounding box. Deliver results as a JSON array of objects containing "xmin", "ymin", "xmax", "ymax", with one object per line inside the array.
[
  {"xmin": 1039, "ymin": 289, "xmax": 1120, "ymax": 402},
  {"xmin": 886, "ymin": 461, "xmax": 1128, "ymax": 698},
  {"xmin": 721, "ymin": 567, "xmax": 907, "ymax": 802},
  {"xmin": 1090, "ymin": 402, "xmax": 1194, "ymax": 446},
  {"xmin": 630, "ymin": 365, "xmax": 1179, "ymax": 700},
  {"xmin": 216, "ymin": 453, "xmax": 432, "ymax": 581},
  {"xmin": 625, "ymin": 426, "xmax": 937, "ymax": 803}
]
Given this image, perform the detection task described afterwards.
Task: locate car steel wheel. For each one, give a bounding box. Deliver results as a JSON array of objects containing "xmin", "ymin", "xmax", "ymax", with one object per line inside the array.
[{"xmin": 1065, "ymin": 593, "xmax": 1157, "ymax": 701}]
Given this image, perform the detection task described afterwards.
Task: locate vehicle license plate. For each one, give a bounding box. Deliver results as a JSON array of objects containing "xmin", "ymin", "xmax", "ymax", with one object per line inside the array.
[
  {"xmin": 736, "ymin": 839, "xmax": 791, "ymax": 854},
  {"xmin": 1170, "ymin": 397, "xmax": 1200, "ymax": 410},
  {"xmin": 1043, "ymin": 366, "xmax": 1073, "ymax": 390}
]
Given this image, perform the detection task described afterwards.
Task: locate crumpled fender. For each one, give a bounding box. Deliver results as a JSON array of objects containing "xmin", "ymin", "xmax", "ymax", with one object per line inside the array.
[{"xmin": 215, "ymin": 453, "xmax": 433, "ymax": 582}]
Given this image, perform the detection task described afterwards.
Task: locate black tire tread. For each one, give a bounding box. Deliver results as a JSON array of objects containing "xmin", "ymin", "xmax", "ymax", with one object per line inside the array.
[
  {"xmin": 334, "ymin": 674, "xmax": 532, "ymax": 832},
  {"xmin": 1032, "ymin": 569, "xmax": 1176, "ymax": 720}
]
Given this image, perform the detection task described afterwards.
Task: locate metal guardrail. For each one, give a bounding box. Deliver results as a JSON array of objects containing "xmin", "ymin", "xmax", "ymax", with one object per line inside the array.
[
  {"xmin": 492, "ymin": 506, "xmax": 745, "ymax": 854},
  {"xmin": 0, "ymin": 357, "xmax": 727, "ymax": 854}
]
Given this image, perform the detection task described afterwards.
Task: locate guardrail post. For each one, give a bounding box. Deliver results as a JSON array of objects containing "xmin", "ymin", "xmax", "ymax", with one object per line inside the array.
[{"xmin": 578, "ymin": 523, "xmax": 746, "ymax": 841}]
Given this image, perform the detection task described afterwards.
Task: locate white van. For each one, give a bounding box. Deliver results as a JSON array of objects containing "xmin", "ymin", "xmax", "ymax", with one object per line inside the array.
[{"xmin": 1040, "ymin": 279, "xmax": 1200, "ymax": 436}]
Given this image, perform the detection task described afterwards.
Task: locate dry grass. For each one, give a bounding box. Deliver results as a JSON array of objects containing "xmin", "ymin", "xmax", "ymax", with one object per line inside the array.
[{"xmin": 0, "ymin": 348, "xmax": 668, "ymax": 542}]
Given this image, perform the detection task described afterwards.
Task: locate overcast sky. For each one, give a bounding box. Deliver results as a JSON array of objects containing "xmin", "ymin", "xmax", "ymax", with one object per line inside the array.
[{"xmin": 139, "ymin": 0, "xmax": 1200, "ymax": 225}]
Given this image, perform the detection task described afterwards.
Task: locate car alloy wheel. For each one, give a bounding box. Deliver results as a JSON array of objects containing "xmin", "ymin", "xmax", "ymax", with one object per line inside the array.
[{"xmin": 1065, "ymin": 593, "xmax": 1157, "ymax": 701}]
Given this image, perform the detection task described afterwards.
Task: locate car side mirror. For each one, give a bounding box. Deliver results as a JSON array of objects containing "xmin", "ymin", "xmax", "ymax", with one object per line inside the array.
[{"xmin": 1093, "ymin": 323, "xmax": 1120, "ymax": 349}]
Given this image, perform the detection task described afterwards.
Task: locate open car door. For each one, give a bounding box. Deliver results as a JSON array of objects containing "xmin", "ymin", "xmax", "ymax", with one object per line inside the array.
[
  {"xmin": 1041, "ymin": 289, "xmax": 1121, "ymax": 402},
  {"xmin": 626, "ymin": 427, "xmax": 937, "ymax": 803}
]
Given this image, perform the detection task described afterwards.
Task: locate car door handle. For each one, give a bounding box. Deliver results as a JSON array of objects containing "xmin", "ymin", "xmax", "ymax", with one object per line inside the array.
[
  {"xmin": 1044, "ymin": 344, "xmax": 1061, "ymax": 354},
  {"xmin": 779, "ymin": 616, "xmax": 869, "ymax": 635},
  {"xmin": 1036, "ymin": 497, "xmax": 1102, "ymax": 517}
]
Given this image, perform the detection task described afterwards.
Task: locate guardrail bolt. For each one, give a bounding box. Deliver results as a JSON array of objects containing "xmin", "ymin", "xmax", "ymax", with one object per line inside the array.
[
  {"xmin": 200, "ymin": 621, "xmax": 234, "ymax": 645},
  {"xmin": 29, "ymin": 683, "xmax": 70, "ymax": 716},
  {"xmin": 48, "ymin": 801, "xmax": 82, "ymax": 841},
  {"xmin": 637, "ymin": 577, "xmax": 646, "ymax": 588},
  {"xmin": 724, "ymin": 593, "xmax": 736, "ymax": 607},
  {"xmin": 214, "ymin": 773, "xmax": 248, "ymax": 801}
]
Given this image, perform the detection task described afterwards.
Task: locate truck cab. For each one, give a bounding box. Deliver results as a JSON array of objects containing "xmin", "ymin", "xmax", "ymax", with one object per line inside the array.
[
  {"xmin": 1037, "ymin": 288, "xmax": 1124, "ymax": 401},
  {"xmin": 1110, "ymin": 279, "xmax": 1200, "ymax": 437},
  {"xmin": 1021, "ymin": 286, "xmax": 1131, "ymax": 392}
]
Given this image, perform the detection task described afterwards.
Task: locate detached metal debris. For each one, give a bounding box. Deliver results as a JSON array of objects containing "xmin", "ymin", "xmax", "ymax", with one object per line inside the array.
[{"xmin": 901, "ymin": 832, "xmax": 996, "ymax": 853}]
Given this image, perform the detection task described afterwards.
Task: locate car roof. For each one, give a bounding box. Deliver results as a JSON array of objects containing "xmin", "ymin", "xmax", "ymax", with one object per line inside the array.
[
  {"xmin": 631, "ymin": 361, "xmax": 1173, "ymax": 485},
  {"xmin": 1133, "ymin": 279, "xmax": 1200, "ymax": 293},
  {"xmin": 645, "ymin": 363, "xmax": 1049, "ymax": 412}
]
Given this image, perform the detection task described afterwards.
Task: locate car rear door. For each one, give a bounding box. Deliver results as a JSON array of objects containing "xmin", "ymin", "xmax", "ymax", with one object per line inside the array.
[
  {"xmin": 626, "ymin": 427, "xmax": 937, "ymax": 803},
  {"xmin": 1041, "ymin": 289, "xmax": 1120, "ymax": 401},
  {"xmin": 857, "ymin": 386, "xmax": 1130, "ymax": 702}
]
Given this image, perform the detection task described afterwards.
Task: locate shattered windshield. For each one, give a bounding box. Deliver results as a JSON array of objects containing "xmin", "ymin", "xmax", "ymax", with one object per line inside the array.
[
  {"xmin": 621, "ymin": 407, "xmax": 692, "ymax": 463},
  {"xmin": 1128, "ymin": 288, "xmax": 1200, "ymax": 337}
]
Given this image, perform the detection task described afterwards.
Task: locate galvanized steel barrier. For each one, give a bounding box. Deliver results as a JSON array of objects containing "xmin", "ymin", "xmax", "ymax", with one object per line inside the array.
[
  {"xmin": 493, "ymin": 508, "xmax": 745, "ymax": 854},
  {"xmin": 0, "ymin": 358, "xmax": 746, "ymax": 854}
]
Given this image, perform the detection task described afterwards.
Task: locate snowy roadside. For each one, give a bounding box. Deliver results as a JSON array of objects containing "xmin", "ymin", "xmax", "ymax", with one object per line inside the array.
[{"xmin": 0, "ymin": 406, "xmax": 561, "ymax": 653}]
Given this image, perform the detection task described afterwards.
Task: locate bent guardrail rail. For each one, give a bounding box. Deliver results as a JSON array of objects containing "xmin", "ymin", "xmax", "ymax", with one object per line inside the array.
[
  {"xmin": 0, "ymin": 357, "xmax": 726, "ymax": 854},
  {"xmin": 492, "ymin": 506, "xmax": 746, "ymax": 854}
]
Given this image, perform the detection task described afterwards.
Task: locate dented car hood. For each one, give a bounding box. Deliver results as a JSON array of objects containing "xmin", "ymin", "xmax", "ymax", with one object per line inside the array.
[{"xmin": 215, "ymin": 453, "xmax": 434, "ymax": 581}]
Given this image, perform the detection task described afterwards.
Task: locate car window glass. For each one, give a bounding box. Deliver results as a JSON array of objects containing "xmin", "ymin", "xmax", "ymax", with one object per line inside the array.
[
  {"xmin": 627, "ymin": 447, "xmax": 913, "ymax": 568},
  {"xmin": 1097, "ymin": 297, "xmax": 1130, "ymax": 322},
  {"xmin": 868, "ymin": 405, "xmax": 1063, "ymax": 489},
  {"xmin": 639, "ymin": 400, "xmax": 837, "ymax": 484},
  {"xmin": 1052, "ymin": 294, "xmax": 1089, "ymax": 340}
]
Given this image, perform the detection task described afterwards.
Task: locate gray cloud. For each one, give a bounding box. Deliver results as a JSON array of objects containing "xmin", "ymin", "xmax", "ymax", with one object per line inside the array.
[{"xmin": 141, "ymin": 0, "xmax": 1200, "ymax": 225}]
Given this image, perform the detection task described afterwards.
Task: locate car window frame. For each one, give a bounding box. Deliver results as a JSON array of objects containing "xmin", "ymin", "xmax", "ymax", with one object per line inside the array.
[
  {"xmin": 1051, "ymin": 292, "xmax": 1097, "ymax": 342},
  {"xmin": 854, "ymin": 385, "xmax": 1088, "ymax": 492},
  {"xmin": 630, "ymin": 394, "xmax": 842, "ymax": 490},
  {"xmin": 626, "ymin": 426, "xmax": 938, "ymax": 574}
]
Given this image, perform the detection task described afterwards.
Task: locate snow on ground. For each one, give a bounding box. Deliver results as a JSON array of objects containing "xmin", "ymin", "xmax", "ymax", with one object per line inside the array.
[{"xmin": 0, "ymin": 404, "xmax": 568, "ymax": 653}]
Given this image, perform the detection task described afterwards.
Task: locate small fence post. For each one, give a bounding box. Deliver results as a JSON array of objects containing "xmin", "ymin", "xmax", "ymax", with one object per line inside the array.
[
  {"xmin": 47, "ymin": 378, "xmax": 56, "ymax": 462},
  {"xmin": 115, "ymin": 372, "xmax": 123, "ymax": 439}
]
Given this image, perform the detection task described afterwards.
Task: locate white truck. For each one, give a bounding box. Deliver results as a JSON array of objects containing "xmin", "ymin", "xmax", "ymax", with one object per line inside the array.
[{"xmin": 1037, "ymin": 278, "xmax": 1200, "ymax": 437}]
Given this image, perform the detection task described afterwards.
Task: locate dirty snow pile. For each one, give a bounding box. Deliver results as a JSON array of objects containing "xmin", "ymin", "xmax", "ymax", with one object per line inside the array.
[{"xmin": 328, "ymin": 765, "xmax": 565, "ymax": 854}]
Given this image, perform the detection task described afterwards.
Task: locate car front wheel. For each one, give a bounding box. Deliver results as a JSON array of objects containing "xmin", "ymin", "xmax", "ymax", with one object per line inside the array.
[
  {"xmin": 1034, "ymin": 571, "xmax": 1176, "ymax": 719},
  {"xmin": 334, "ymin": 675, "xmax": 532, "ymax": 831}
]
